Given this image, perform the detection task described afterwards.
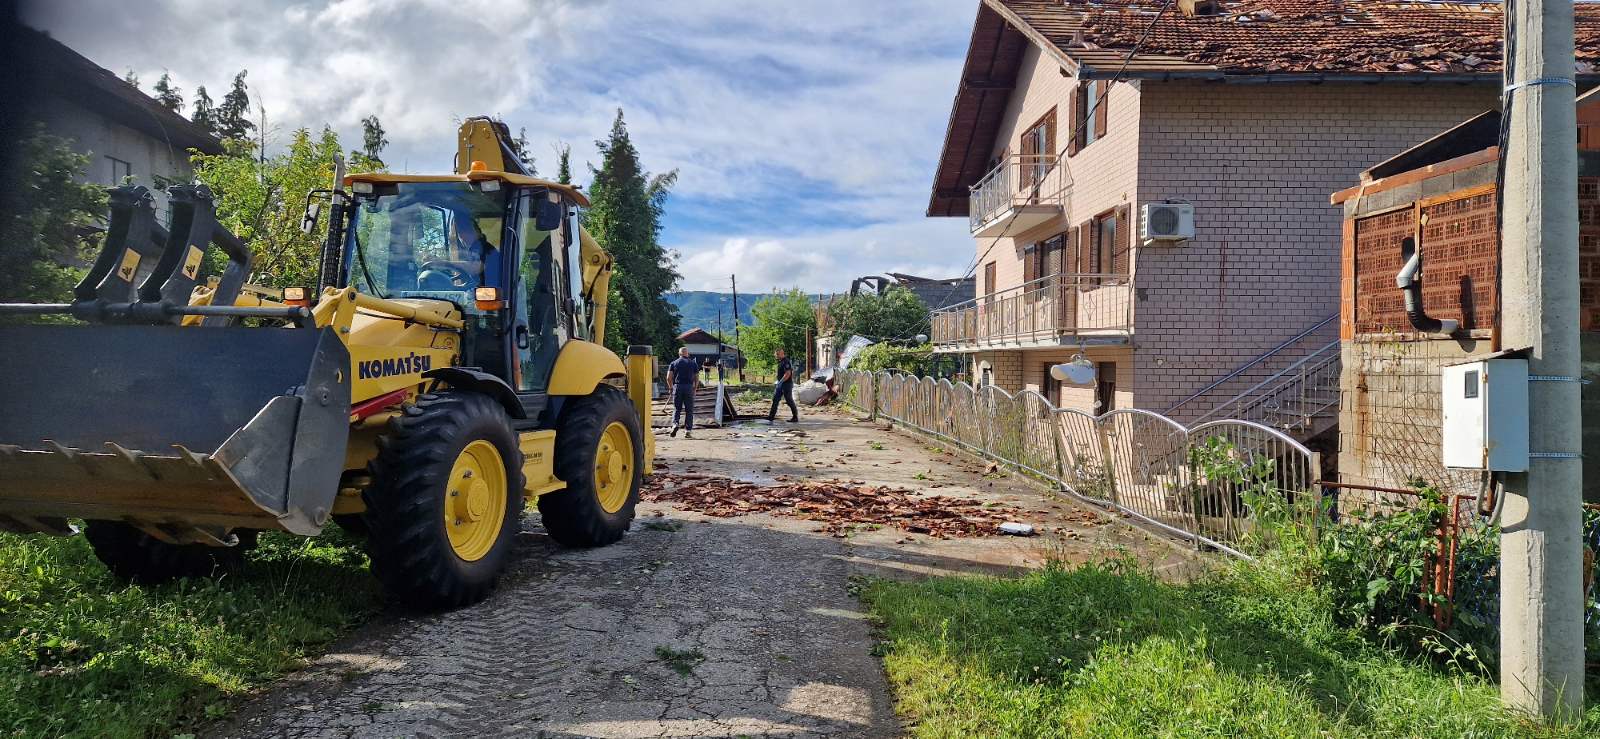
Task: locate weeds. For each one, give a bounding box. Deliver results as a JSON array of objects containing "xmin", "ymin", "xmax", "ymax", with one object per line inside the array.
[
  {"xmin": 641, "ymin": 519, "xmax": 684, "ymax": 532},
  {"xmin": 653, "ymin": 645, "xmax": 706, "ymax": 676},
  {"xmin": 868, "ymin": 441, "xmax": 886, "ymax": 451}
]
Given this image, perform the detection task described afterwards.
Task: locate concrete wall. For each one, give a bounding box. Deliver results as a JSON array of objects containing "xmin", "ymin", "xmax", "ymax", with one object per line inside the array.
[
  {"xmin": 1134, "ymin": 81, "xmax": 1498, "ymax": 412},
  {"xmin": 34, "ymin": 93, "xmax": 199, "ymax": 216}
]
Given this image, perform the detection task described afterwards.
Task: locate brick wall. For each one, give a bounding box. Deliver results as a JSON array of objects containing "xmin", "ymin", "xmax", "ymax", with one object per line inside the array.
[
  {"xmin": 1353, "ymin": 190, "xmax": 1498, "ymax": 334},
  {"xmin": 1134, "ymin": 82, "xmax": 1498, "ymax": 411},
  {"xmin": 1017, "ymin": 347, "xmax": 1135, "ymax": 413},
  {"xmin": 977, "ymin": 43, "xmax": 1142, "ymax": 295}
]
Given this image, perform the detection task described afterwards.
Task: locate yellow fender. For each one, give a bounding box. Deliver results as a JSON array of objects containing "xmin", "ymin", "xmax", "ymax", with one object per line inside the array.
[{"xmin": 547, "ymin": 340, "xmax": 625, "ymax": 396}]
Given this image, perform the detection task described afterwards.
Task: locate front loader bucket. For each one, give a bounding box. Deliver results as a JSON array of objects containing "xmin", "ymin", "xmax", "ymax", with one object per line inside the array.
[{"xmin": 0, "ymin": 324, "xmax": 351, "ymax": 542}]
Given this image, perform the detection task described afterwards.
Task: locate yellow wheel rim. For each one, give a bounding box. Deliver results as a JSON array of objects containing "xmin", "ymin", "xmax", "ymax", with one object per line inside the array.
[
  {"xmin": 594, "ymin": 421, "xmax": 633, "ymax": 514},
  {"xmin": 444, "ymin": 440, "xmax": 508, "ymax": 562}
]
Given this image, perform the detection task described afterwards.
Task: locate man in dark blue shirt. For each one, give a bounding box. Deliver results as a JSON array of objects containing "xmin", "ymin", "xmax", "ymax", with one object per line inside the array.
[
  {"xmin": 767, "ymin": 348, "xmax": 799, "ymax": 423},
  {"xmin": 666, "ymin": 347, "xmax": 700, "ymax": 438}
]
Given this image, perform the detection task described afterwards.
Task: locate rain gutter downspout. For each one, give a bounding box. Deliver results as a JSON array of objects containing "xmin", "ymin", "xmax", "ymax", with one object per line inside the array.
[{"xmin": 1395, "ymin": 236, "xmax": 1459, "ymax": 335}]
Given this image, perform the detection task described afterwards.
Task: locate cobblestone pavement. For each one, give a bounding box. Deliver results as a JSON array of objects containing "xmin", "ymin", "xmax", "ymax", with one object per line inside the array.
[{"xmin": 213, "ymin": 408, "xmax": 1195, "ymax": 738}]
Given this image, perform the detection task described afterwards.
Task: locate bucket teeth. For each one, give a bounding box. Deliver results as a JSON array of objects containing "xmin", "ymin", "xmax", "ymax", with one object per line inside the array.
[
  {"xmin": 104, "ymin": 442, "xmax": 163, "ymax": 481},
  {"xmin": 0, "ymin": 513, "xmax": 74, "ymax": 536}
]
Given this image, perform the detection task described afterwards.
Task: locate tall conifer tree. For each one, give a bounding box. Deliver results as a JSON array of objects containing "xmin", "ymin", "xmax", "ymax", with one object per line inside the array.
[{"xmin": 583, "ymin": 109, "xmax": 680, "ymax": 360}]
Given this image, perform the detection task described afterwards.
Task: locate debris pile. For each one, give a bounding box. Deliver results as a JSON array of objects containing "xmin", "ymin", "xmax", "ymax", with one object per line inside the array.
[{"xmin": 642, "ymin": 472, "xmax": 1023, "ymax": 538}]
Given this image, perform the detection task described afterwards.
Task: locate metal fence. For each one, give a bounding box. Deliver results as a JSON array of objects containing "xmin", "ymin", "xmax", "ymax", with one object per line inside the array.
[{"xmin": 838, "ymin": 369, "xmax": 1317, "ymax": 557}]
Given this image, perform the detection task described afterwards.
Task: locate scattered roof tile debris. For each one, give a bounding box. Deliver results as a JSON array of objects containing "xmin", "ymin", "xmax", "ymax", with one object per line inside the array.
[
  {"xmin": 998, "ymin": 0, "xmax": 1600, "ymax": 75},
  {"xmin": 642, "ymin": 472, "xmax": 1025, "ymax": 538}
]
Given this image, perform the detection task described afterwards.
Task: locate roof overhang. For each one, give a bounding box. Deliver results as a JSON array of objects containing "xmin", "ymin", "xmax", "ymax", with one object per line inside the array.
[{"xmin": 926, "ymin": 2, "xmax": 1035, "ymax": 218}]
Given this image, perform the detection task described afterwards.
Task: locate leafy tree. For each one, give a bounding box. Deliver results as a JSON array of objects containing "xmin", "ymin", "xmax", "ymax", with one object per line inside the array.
[
  {"xmin": 122, "ymin": 69, "xmax": 139, "ymax": 88},
  {"xmin": 190, "ymin": 127, "xmax": 379, "ymax": 288},
  {"xmin": 555, "ymin": 143, "xmax": 571, "ymax": 184},
  {"xmin": 827, "ymin": 285, "xmax": 930, "ymax": 342},
  {"xmin": 736, "ymin": 289, "xmax": 815, "ymax": 374},
  {"xmin": 849, "ymin": 342, "xmax": 936, "ymax": 375},
  {"xmin": 215, "ymin": 70, "xmax": 255, "ymax": 140},
  {"xmin": 359, "ymin": 115, "xmax": 388, "ymax": 167},
  {"xmin": 191, "ymin": 86, "xmax": 217, "ymax": 135},
  {"xmin": 153, "ymin": 72, "xmax": 182, "ymax": 113},
  {"xmin": 0, "ymin": 128, "xmax": 108, "ymax": 305},
  {"xmin": 584, "ymin": 109, "xmax": 681, "ymax": 361}
]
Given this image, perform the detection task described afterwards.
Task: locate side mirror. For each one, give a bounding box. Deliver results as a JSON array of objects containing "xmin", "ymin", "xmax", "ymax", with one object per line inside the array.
[
  {"xmin": 300, "ymin": 200, "xmax": 322, "ymax": 235},
  {"xmin": 535, "ymin": 195, "xmax": 564, "ymax": 232}
]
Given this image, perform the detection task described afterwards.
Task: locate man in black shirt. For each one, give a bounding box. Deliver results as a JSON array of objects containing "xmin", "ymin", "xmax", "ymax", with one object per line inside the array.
[
  {"xmin": 666, "ymin": 347, "xmax": 700, "ymax": 438},
  {"xmin": 767, "ymin": 348, "xmax": 799, "ymax": 423}
]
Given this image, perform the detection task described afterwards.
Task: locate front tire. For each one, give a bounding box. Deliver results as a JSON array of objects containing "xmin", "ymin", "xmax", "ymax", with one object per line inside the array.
[
  {"xmin": 363, "ymin": 391, "xmax": 525, "ymax": 610},
  {"xmin": 539, "ymin": 386, "xmax": 643, "ymax": 547},
  {"xmin": 83, "ymin": 522, "xmax": 257, "ymax": 584}
]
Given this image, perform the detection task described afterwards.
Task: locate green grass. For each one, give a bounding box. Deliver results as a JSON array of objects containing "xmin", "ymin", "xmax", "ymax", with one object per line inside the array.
[
  {"xmin": 0, "ymin": 528, "xmax": 378, "ymax": 738},
  {"xmin": 863, "ymin": 558, "xmax": 1600, "ymax": 738}
]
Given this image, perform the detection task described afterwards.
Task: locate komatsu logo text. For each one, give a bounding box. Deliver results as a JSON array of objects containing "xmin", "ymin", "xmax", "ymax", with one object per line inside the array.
[{"xmin": 359, "ymin": 353, "xmax": 433, "ymax": 380}]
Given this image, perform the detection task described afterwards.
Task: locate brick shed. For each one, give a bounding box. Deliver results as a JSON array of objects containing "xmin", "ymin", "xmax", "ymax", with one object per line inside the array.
[{"xmin": 1330, "ymin": 89, "xmax": 1600, "ymax": 502}]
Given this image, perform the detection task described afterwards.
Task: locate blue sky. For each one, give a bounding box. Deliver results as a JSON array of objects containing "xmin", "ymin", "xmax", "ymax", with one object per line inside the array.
[{"xmin": 26, "ymin": 0, "xmax": 980, "ymax": 294}]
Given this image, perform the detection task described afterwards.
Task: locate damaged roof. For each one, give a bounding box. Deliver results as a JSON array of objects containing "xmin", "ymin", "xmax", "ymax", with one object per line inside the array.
[
  {"xmin": 929, "ymin": 0, "xmax": 1600, "ymax": 217},
  {"xmin": 998, "ymin": 0, "xmax": 1600, "ymax": 78}
]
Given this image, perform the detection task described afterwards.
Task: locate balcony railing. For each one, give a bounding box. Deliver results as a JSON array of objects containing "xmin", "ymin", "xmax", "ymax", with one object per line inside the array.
[
  {"xmin": 931, "ymin": 272, "xmax": 1132, "ymax": 350},
  {"xmin": 969, "ymin": 154, "xmax": 1070, "ymax": 235}
]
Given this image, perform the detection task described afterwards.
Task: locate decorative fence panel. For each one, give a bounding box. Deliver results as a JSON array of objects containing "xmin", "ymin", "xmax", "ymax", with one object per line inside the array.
[{"xmin": 836, "ymin": 369, "xmax": 1318, "ymax": 557}]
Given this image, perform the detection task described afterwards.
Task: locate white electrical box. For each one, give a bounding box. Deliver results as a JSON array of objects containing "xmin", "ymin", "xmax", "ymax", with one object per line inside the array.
[{"xmin": 1441, "ymin": 357, "xmax": 1528, "ymax": 471}]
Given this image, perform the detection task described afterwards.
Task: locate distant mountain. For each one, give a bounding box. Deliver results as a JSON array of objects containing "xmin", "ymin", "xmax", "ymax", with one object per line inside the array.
[
  {"xmin": 666, "ymin": 291, "xmax": 827, "ymax": 338},
  {"xmin": 666, "ymin": 291, "xmax": 761, "ymax": 338}
]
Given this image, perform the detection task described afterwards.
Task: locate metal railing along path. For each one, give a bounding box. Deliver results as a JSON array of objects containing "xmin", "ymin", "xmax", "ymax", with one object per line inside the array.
[{"xmin": 837, "ymin": 369, "xmax": 1318, "ymax": 558}]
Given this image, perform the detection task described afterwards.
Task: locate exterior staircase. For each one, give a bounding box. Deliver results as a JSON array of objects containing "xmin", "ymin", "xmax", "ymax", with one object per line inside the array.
[{"xmin": 1164, "ymin": 315, "xmax": 1341, "ymax": 442}]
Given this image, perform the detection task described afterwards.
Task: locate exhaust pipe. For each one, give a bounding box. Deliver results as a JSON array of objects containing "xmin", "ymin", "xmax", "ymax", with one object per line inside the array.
[{"xmin": 1394, "ymin": 236, "xmax": 1458, "ymax": 335}]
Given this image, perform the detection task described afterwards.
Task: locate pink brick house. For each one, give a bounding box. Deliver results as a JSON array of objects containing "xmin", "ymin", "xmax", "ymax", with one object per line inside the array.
[{"xmin": 928, "ymin": 0, "xmax": 1600, "ymax": 438}]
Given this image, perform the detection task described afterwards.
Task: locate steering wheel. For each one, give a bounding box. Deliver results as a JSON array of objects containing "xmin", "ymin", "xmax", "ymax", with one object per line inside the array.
[{"xmin": 418, "ymin": 260, "xmax": 473, "ymax": 289}]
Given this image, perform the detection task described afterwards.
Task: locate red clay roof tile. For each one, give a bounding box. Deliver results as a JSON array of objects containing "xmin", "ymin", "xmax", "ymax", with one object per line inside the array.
[{"xmin": 995, "ymin": 0, "xmax": 1600, "ymax": 76}]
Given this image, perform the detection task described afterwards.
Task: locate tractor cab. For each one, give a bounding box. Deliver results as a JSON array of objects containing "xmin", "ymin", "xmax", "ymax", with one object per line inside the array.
[{"xmin": 339, "ymin": 171, "xmax": 600, "ymax": 412}]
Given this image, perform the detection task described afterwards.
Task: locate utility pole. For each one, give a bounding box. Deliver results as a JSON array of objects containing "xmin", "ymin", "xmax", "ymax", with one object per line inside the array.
[
  {"xmin": 1499, "ymin": 0, "xmax": 1584, "ymax": 718},
  {"xmin": 730, "ymin": 274, "xmax": 744, "ymax": 382}
]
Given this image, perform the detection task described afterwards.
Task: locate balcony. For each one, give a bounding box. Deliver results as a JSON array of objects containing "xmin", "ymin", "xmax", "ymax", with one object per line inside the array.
[
  {"xmin": 969, "ymin": 154, "xmax": 1069, "ymax": 236},
  {"xmin": 931, "ymin": 272, "xmax": 1132, "ymax": 352}
]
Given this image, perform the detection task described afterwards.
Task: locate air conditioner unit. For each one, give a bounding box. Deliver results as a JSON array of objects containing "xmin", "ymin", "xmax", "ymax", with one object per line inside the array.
[{"xmin": 1140, "ymin": 202, "xmax": 1194, "ymax": 245}]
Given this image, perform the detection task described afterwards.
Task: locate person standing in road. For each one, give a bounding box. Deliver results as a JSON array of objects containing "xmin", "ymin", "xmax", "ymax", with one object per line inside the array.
[
  {"xmin": 767, "ymin": 347, "xmax": 799, "ymax": 423},
  {"xmin": 666, "ymin": 347, "xmax": 700, "ymax": 438}
]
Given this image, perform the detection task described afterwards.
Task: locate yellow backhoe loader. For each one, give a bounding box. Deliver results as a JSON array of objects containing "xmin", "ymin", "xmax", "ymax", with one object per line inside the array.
[{"xmin": 0, "ymin": 117, "xmax": 654, "ymax": 609}]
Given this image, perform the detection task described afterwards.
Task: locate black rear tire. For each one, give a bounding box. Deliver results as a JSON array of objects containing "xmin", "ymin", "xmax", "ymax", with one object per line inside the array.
[
  {"xmin": 539, "ymin": 386, "xmax": 643, "ymax": 547},
  {"xmin": 363, "ymin": 391, "xmax": 525, "ymax": 610},
  {"xmin": 83, "ymin": 522, "xmax": 257, "ymax": 584}
]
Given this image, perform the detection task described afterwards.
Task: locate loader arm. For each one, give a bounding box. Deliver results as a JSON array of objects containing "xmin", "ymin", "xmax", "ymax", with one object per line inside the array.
[{"xmin": 578, "ymin": 226, "xmax": 613, "ymax": 342}]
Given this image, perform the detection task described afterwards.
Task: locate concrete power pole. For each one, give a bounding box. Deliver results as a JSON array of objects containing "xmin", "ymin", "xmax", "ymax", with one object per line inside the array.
[{"xmin": 1499, "ymin": 0, "xmax": 1584, "ymax": 718}]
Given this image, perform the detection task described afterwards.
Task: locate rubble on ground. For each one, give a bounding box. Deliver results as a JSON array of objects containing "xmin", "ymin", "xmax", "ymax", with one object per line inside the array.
[{"xmin": 642, "ymin": 472, "xmax": 1025, "ymax": 538}]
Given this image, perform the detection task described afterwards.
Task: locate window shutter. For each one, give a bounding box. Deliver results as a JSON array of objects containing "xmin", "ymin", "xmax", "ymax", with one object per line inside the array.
[
  {"xmin": 1093, "ymin": 81, "xmax": 1110, "ymax": 140},
  {"xmin": 1022, "ymin": 243, "xmax": 1037, "ymax": 283},
  {"xmin": 1113, "ymin": 204, "xmax": 1132, "ymax": 274},
  {"xmin": 1065, "ymin": 227, "xmax": 1079, "ymax": 273},
  {"xmin": 1044, "ymin": 108, "xmax": 1057, "ymax": 159},
  {"xmin": 1067, "ymin": 83, "xmax": 1082, "ymax": 156}
]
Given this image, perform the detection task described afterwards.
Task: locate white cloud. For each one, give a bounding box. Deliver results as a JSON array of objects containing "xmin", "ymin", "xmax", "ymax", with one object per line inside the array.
[
  {"xmin": 674, "ymin": 218, "xmax": 974, "ymax": 294},
  {"xmin": 25, "ymin": 0, "xmax": 980, "ymax": 294}
]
